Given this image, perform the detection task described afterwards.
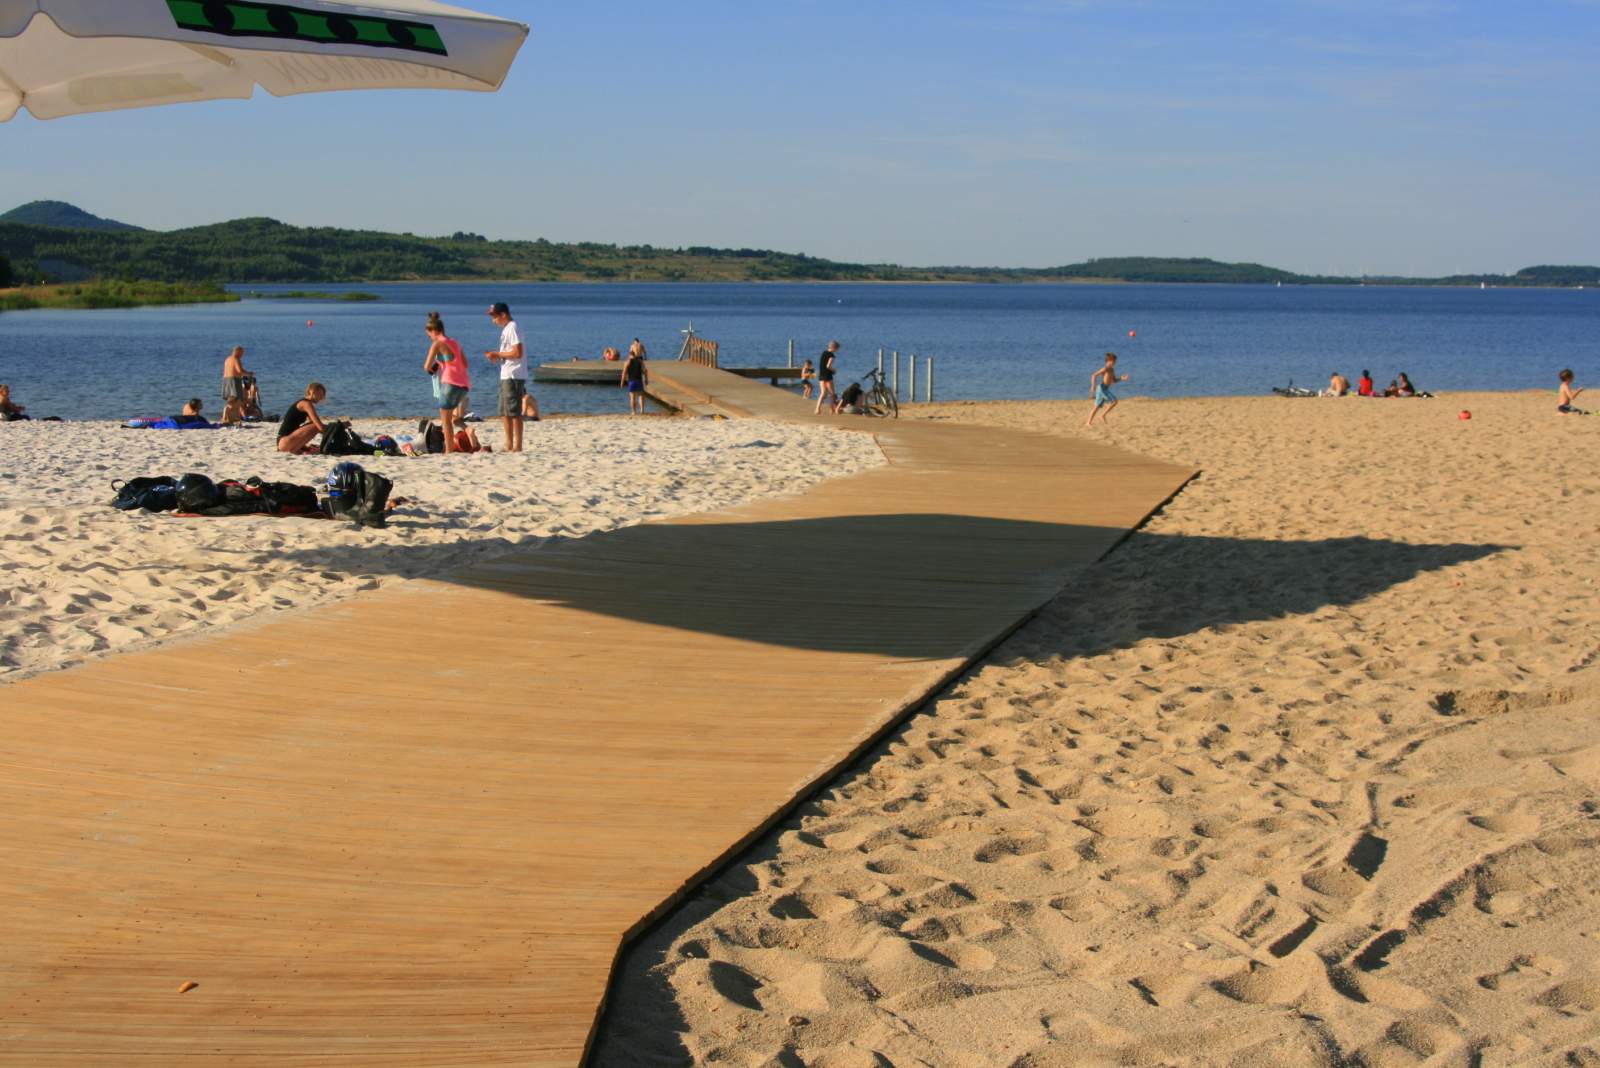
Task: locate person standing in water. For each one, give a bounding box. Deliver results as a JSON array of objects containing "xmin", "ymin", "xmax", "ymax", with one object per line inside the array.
[{"xmin": 1085, "ymin": 352, "xmax": 1129, "ymax": 427}]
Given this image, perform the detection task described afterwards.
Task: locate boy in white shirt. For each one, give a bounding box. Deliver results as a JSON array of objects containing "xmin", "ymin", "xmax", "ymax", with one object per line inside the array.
[{"xmin": 485, "ymin": 302, "xmax": 526, "ymax": 453}]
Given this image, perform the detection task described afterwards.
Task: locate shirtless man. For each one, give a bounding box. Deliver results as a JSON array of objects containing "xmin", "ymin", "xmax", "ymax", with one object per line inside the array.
[
  {"xmin": 1325, "ymin": 371, "xmax": 1350, "ymax": 397},
  {"xmin": 221, "ymin": 346, "xmax": 249, "ymax": 425}
]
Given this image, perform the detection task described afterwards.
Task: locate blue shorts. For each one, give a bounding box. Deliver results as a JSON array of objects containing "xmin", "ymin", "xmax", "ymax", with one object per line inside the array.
[
  {"xmin": 439, "ymin": 384, "xmax": 468, "ymax": 409},
  {"xmin": 626, "ymin": 380, "xmax": 643, "ymax": 393},
  {"xmin": 1094, "ymin": 385, "xmax": 1116, "ymax": 405}
]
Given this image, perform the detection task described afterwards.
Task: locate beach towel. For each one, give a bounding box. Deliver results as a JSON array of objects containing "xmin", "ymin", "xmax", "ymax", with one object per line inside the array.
[{"xmin": 124, "ymin": 415, "xmax": 215, "ymax": 429}]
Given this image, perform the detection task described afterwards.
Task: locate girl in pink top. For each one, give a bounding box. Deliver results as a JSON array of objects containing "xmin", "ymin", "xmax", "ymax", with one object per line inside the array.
[{"xmin": 424, "ymin": 311, "xmax": 471, "ymax": 453}]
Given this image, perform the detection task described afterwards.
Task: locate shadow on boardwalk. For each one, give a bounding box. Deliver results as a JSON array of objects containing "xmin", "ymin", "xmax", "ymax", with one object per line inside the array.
[{"xmin": 282, "ymin": 514, "xmax": 1510, "ymax": 662}]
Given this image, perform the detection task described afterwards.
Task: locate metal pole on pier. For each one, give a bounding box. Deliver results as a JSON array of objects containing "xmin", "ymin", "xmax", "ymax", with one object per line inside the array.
[
  {"xmin": 908, "ymin": 353, "xmax": 917, "ymax": 404},
  {"xmin": 787, "ymin": 339, "xmax": 794, "ymax": 369},
  {"xmin": 892, "ymin": 350, "xmax": 899, "ymax": 397},
  {"xmin": 877, "ymin": 348, "xmax": 884, "ymax": 378},
  {"xmin": 926, "ymin": 357, "xmax": 934, "ymax": 402}
]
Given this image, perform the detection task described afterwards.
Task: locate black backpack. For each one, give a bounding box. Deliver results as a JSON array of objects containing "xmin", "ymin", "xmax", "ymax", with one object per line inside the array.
[
  {"xmin": 110, "ymin": 476, "xmax": 177, "ymax": 512},
  {"xmin": 322, "ymin": 463, "xmax": 393, "ymax": 528},
  {"xmin": 416, "ymin": 420, "xmax": 446, "ymax": 454},
  {"xmin": 248, "ymin": 478, "xmax": 319, "ymax": 514},
  {"xmin": 175, "ymin": 473, "xmax": 224, "ymax": 512},
  {"xmin": 319, "ymin": 420, "xmax": 372, "ymax": 457}
]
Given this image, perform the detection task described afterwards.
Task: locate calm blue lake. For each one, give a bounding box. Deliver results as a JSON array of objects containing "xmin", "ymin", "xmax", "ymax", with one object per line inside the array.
[{"xmin": 1, "ymin": 282, "xmax": 1595, "ymax": 420}]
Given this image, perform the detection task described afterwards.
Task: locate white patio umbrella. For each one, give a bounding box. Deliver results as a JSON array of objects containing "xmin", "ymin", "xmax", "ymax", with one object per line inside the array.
[{"xmin": 0, "ymin": 0, "xmax": 527, "ymax": 121}]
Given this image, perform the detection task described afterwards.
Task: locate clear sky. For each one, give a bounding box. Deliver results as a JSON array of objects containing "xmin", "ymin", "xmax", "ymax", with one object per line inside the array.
[{"xmin": 3, "ymin": 1, "xmax": 1596, "ymax": 275}]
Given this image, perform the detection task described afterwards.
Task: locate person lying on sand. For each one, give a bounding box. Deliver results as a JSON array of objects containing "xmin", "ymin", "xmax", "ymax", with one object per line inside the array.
[
  {"xmin": 1558, "ymin": 369, "xmax": 1588, "ymax": 414},
  {"xmin": 181, "ymin": 398, "xmax": 204, "ymax": 417},
  {"xmin": 276, "ymin": 382, "xmax": 327, "ymax": 454}
]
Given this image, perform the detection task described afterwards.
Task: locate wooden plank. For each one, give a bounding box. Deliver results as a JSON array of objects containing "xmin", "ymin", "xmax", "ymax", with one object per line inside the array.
[{"xmin": 0, "ymin": 367, "xmax": 1197, "ymax": 1065}]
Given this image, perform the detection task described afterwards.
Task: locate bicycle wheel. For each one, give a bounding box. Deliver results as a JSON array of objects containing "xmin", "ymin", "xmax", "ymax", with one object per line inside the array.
[{"xmin": 870, "ymin": 385, "xmax": 899, "ymax": 418}]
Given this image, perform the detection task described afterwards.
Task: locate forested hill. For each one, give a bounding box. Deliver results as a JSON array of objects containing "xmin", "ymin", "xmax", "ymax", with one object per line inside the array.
[
  {"xmin": 0, "ymin": 208, "xmax": 1595, "ymax": 287},
  {"xmin": 0, "ymin": 200, "xmax": 143, "ymax": 232}
]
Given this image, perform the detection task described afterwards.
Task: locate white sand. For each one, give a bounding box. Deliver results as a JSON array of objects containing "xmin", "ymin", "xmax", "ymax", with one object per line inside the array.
[
  {"xmin": 596, "ymin": 392, "xmax": 1600, "ymax": 1068},
  {"xmin": 0, "ymin": 416, "xmax": 884, "ymax": 681}
]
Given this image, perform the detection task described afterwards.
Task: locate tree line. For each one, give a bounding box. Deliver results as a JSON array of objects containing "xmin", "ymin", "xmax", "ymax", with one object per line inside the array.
[{"xmin": 1, "ymin": 219, "xmax": 1595, "ymax": 287}]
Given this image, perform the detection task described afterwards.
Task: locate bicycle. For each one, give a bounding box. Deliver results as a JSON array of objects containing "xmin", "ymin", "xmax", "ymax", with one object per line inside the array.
[{"xmin": 853, "ymin": 366, "xmax": 899, "ymax": 418}]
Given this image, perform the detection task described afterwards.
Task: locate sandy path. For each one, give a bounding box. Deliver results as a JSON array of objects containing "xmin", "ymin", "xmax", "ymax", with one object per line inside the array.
[
  {"xmin": 595, "ymin": 392, "xmax": 1600, "ymax": 1068},
  {"xmin": 0, "ymin": 416, "xmax": 884, "ymax": 681}
]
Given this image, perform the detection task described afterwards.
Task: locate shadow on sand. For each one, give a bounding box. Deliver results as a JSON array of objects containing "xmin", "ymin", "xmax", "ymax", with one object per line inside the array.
[{"xmin": 280, "ymin": 511, "xmax": 1508, "ymax": 663}]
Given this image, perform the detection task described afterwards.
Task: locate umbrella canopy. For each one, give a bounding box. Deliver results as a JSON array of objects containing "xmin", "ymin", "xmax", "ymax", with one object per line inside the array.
[{"xmin": 0, "ymin": 0, "xmax": 527, "ymax": 121}]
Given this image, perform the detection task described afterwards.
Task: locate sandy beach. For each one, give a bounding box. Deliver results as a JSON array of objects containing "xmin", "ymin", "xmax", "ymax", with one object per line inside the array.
[
  {"xmin": 594, "ymin": 392, "xmax": 1600, "ymax": 1067},
  {"xmin": 0, "ymin": 415, "xmax": 884, "ymax": 681},
  {"xmin": 3, "ymin": 391, "xmax": 1596, "ymax": 1065}
]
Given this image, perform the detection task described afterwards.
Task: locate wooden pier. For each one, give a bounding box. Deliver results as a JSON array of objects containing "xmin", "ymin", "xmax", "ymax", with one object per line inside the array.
[
  {"xmin": 535, "ymin": 358, "xmax": 802, "ymax": 391},
  {"xmin": 0, "ymin": 367, "xmax": 1197, "ymax": 1065}
]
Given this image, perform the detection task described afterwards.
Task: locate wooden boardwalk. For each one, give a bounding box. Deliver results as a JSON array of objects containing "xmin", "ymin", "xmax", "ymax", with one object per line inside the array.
[{"xmin": 0, "ymin": 368, "xmax": 1196, "ymax": 1066}]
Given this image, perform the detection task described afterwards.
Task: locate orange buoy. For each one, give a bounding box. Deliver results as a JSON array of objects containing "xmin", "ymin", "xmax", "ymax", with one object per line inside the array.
[{"xmin": 1459, "ymin": 410, "xmax": 1472, "ymax": 420}]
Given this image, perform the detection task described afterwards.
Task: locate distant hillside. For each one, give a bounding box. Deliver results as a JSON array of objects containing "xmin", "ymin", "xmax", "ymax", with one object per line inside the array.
[
  {"xmin": 0, "ymin": 204, "xmax": 1594, "ymax": 287},
  {"xmin": 0, "ymin": 201, "xmax": 142, "ymax": 233},
  {"xmin": 1035, "ymin": 257, "xmax": 1320, "ymax": 285}
]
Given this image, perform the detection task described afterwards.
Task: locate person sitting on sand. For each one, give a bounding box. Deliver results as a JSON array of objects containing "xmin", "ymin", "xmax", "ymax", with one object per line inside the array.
[
  {"xmin": 181, "ymin": 398, "xmax": 204, "ymax": 417},
  {"xmin": 1357, "ymin": 369, "xmax": 1374, "ymax": 397},
  {"xmin": 424, "ymin": 311, "xmax": 470, "ymax": 454},
  {"xmin": 0, "ymin": 383, "xmax": 29, "ymax": 421},
  {"xmin": 1382, "ymin": 379, "xmax": 1400, "ymax": 397},
  {"xmin": 621, "ymin": 346, "xmax": 649, "ymax": 415},
  {"xmin": 833, "ymin": 380, "xmax": 864, "ymax": 414},
  {"xmin": 1086, "ymin": 352, "xmax": 1130, "ymax": 426},
  {"xmin": 276, "ymin": 382, "xmax": 328, "ymax": 454},
  {"xmin": 221, "ymin": 346, "xmax": 249, "ymax": 425},
  {"xmin": 800, "ymin": 359, "xmax": 816, "ymax": 399},
  {"xmin": 1324, "ymin": 371, "xmax": 1350, "ymax": 397},
  {"xmin": 521, "ymin": 392, "xmax": 541, "ymax": 421},
  {"xmin": 1558, "ymin": 369, "xmax": 1588, "ymax": 414},
  {"xmin": 1396, "ymin": 372, "xmax": 1417, "ymax": 397}
]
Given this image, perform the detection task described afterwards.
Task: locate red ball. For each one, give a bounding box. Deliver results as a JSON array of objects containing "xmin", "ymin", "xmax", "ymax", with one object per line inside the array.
[
  {"xmin": 1128, "ymin": 330, "xmax": 1136, "ymax": 337},
  {"xmin": 1458, "ymin": 410, "xmax": 1471, "ymax": 420}
]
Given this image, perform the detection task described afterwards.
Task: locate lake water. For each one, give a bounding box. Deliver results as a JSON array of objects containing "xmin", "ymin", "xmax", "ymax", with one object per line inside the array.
[{"xmin": 1, "ymin": 282, "xmax": 1595, "ymax": 421}]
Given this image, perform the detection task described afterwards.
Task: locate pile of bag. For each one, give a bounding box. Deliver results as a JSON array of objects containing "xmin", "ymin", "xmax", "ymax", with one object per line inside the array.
[
  {"xmin": 111, "ymin": 475, "xmax": 319, "ymax": 516},
  {"xmin": 109, "ymin": 463, "xmax": 393, "ymax": 527},
  {"xmin": 319, "ymin": 420, "xmax": 401, "ymax": 457}
]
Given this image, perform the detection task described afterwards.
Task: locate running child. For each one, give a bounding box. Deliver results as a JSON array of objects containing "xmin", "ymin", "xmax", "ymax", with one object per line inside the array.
[{"xmin": 1085, "ymin": 352, "xmax": 1129, "ymax": 427}]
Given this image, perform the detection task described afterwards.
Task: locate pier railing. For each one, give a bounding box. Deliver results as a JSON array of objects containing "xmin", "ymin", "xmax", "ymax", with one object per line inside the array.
[{"xmin": 683, "ymin": 337, "xmax": 720, "ymax": 368}]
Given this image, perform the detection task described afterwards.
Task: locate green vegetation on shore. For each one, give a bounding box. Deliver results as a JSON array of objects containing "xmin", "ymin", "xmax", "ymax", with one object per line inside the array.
[
  {"xmin": 244, "ymin": 290, "xmax": 382, "ymax": 301},
  {"xmin": 0, "ymin": 280, "xmax": 238, "ymax": 311},
  {"xmin": 2, "ymin": 204, "xmax": 1596, "ymax": 288}
]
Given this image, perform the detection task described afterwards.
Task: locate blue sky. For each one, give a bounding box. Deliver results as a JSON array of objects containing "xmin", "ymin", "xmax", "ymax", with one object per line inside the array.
[{"xmin": 3, "ymin": 1, "xmax": 1596, "ymax": 275}]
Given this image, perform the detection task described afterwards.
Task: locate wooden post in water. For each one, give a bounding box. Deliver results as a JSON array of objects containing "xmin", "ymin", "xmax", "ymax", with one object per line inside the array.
[
  {"xmin": 892, "ymin": 351, "xmax": 900, "ymax": 397},
  {"xmin": 908, "ymin": 353, "xmax": 917, "ymax": 404},
  {"xmin": 926, "ymin": 357, "xmax": 934, "ymax": 402}
]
